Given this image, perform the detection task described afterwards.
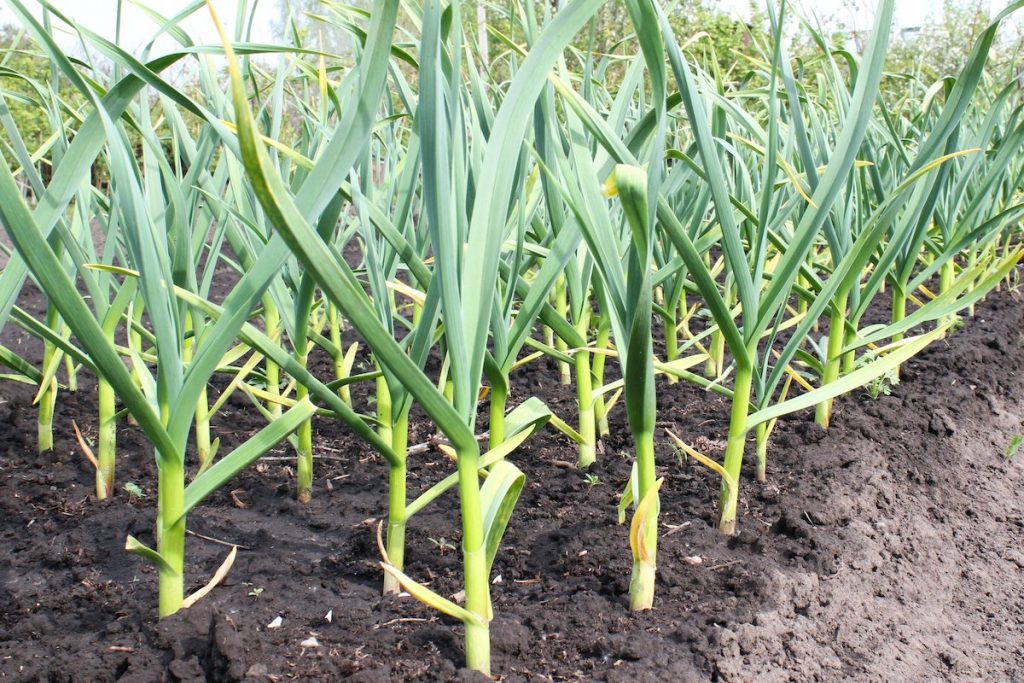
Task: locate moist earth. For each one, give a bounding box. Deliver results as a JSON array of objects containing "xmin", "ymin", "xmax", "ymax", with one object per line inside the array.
[{"xmin": 1, "ymin": 281, "xmax": 1022, "ymax": 682}]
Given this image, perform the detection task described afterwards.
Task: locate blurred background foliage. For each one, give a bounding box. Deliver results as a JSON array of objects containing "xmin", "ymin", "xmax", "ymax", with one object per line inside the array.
[{"xmin": 2, "ymin": 0, "xmax": 1022, "ymax": 178}]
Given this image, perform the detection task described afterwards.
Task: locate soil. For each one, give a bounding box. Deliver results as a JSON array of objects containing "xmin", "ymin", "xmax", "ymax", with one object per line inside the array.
[{"xmin": 1, "ymin": 278, "xmax": 1023, "ymax": 682}]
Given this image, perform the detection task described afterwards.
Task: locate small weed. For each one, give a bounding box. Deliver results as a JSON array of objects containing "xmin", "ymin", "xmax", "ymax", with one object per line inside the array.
[
  {"xmin": 1006, "ymin": 434, "xmax": 1023, "ymax": 462},
  {"xmin": 583, "ymin": 472, "xmax": 602, "ymax": 487},
  {"xmin": 865, "ymin": 369, "xmax": 900, "ymax": 399},
  {"xmin": 428, "ymin": 537, "xmax": 456, "ymax": 555},
  {"xmin": 122, "ymin": 482, "xmax": 145, "ymax": 499}
]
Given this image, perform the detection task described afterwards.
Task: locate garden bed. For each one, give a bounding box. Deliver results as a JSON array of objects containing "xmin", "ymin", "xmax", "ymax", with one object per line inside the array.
[{"xmin": 1, "ymin": 285, "xmax": 1022, "ymax": 682}]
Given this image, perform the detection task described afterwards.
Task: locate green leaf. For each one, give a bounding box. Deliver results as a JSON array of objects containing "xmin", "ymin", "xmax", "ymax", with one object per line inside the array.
[
  {"xmin": 178, "ymin": 398, "xmax": 317, "ymax": 522},
  {"xmin": 1006, "ymin": 435, "xmax": 1023, "ymax": 462},
  {"xmin": 480, "ymin": 460, "xmax": 526, "ymax": 575},
  {"xmin": 125, "ymin": 535, "xmax": 178, "ymax": 576},
  {"xmin": 618, "ymin": 462, "xmax": 638, "ymax": 525},
  {"xmin": 748, "ymin": 325, "xmax": 950, "ymax": 429},
  {"xmin": 0, "ymin": 344, "xmax": 42, "ymax": 384},
  {"xmin": 405, "ymin": 401, "xmax": 551, "ymax": 520},
  {"xmin": 502, "ymin": 397, "xmax": 553, "ymax": 440}
]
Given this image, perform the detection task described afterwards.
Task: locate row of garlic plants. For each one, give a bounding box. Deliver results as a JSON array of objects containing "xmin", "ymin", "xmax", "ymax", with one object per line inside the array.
[{"xmin": 0, "ymin": 0, "xmax": 1022, "ymax": 675}]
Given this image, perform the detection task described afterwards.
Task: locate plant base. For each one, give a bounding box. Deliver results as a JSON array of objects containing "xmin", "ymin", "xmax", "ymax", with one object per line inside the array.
[{"xmin": 628, "ymin": 561, "xmax": 656, "ymax": 611}]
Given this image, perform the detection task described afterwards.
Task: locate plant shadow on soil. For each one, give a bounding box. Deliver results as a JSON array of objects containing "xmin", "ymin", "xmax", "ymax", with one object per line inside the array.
[{"xmin": 1, "ymin": 280, "xmax": 1023, "ymax": 682}]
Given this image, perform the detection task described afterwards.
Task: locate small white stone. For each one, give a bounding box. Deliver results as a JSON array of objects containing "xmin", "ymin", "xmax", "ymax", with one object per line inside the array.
[
  {"xmin": 683, "ymin": 555, "xmax": 703, "ymax": 566},
  {"xmin": 300, "ymin": 636, "xmax": 320, "ymax": 648},
  {"xmin": 492, "ymin": 575, "xmax": 503, "ymax": 585},
  {"xmin": 267, "ymin": 616, "xmax": 283, "ymax": 629},
  {"xmin": 324, "ymin": 610, "xmax": 333, "ymax": 623}
]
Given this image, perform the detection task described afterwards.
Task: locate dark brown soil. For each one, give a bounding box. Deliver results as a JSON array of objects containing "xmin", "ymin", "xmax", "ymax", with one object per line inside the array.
[{"xmin": 1, "ymin": 280, "xmax": 1023, "ymax": 682}]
